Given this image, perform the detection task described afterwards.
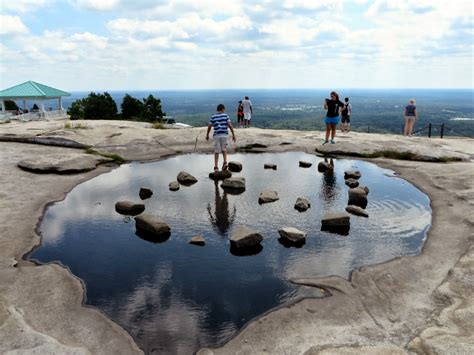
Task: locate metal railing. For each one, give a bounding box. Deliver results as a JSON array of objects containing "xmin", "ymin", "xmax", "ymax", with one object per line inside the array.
[
  {"xmin": 0, "ymin": 109, "xmax": 68, "ymax": 121},
  {"xmin": 411, "ymin": 123, "xmax": 473, "ymax": 139}
]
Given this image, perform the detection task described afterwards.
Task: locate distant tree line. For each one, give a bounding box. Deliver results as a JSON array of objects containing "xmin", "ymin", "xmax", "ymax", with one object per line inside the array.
[{"xmin": 68, "ymin": 92, "xmax": 166, "ymax": 122}]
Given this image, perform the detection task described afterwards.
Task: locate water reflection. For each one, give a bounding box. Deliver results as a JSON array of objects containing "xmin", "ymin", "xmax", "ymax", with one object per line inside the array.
[
  {"xmin": 31, "ymin": 152, "xmax": 431, "ymax": 354},
  {"xmin": 207, "ymin": 181, "xmax": 236, "ymax": 235}
]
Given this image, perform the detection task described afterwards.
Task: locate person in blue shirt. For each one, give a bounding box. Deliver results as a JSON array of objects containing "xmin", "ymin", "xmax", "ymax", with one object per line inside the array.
[
  {"xmin": 206, "ymin": 104, "xmax": 236, "ymax": 172},
  {"xmin": 404, "ymin": 99, "xmax": 417, "ymax": 136}
]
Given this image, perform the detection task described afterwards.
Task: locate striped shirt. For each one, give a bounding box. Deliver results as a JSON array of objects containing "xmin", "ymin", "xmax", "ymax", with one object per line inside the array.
[{"xmin": 209, "ymin": 113, "xmax": 230, "ymax": 137}]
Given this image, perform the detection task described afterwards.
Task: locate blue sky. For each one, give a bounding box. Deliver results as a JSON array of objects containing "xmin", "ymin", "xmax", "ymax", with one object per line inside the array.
[{"xmin": 0, "ymin": 0, "xmax": 472, "ymax": 90}]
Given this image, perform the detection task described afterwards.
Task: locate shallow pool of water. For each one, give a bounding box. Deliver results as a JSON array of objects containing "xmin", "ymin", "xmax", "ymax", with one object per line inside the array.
[{"xmin": 31, "ymin": 152, "xmax": 431, "ymax": 353}]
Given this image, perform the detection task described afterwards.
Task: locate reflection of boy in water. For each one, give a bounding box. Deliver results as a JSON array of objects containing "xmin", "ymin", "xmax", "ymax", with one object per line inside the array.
[
  {"xmin": 207, "ymin": 181, "xmax": 236, "ymax": 235},
  {"xmin": 321, "ymin": 158, "xmax": 337, "ymax": 202}
]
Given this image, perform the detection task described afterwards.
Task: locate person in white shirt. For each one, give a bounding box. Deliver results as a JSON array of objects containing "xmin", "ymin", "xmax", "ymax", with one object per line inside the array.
[
  {"xmin": 241, "ymin": 96, "xmax": 253, "ymax": 128},
  {"xmin": 341, "ymin": 97, "xmax": 352, "ymax": 133}
]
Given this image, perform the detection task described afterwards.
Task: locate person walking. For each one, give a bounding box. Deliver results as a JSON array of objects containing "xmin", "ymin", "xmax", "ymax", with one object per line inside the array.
[
  {"xmin": 404, "ymin": 99, "xmax": 417, "ymax": 136},
  {"xmin": 241, "ymin": 96, "xmax": 253, "ymax": 128},
  {"xmin": 206, "ymin": 104, "xmax": 236, "ymax": 172},
  {"xmin": 236, "ymin": 100, "xmax": 244, "ymax": 128},
  {"xmin": 341, "ymin": 97, "xmax": 352, "ymax": 133},
  {"xmin": 323, "ymin": 91, "xmax": 344, "ymax": 144}
]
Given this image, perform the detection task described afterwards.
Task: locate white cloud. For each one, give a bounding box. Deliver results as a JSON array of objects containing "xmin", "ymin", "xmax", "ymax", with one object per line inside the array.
[
  {"xmin": 0, "ymin": 15, "xmax": 29, "ymax": 35},
  {"xmin": 71, "ymin": 0, "xmax": 119, "ymax": 11},
  {"xmin": 0, "ymin": 0, "xmax": 52, "ymax": 13}
]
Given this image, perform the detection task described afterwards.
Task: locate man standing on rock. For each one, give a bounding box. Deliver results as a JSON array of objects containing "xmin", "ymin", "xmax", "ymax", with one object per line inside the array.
[
  {"xmin": 206, "ymin": 104, "xmax": 236, "ymax": 172},
  {"xmin": 242, "ymin": 96, "xmax": 253, "ymax": 128}
]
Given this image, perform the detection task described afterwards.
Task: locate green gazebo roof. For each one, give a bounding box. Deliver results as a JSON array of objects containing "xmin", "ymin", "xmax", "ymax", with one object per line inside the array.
[{"xmin": 0, "ymin": 81, "xmax": 71, "ymax": 99}]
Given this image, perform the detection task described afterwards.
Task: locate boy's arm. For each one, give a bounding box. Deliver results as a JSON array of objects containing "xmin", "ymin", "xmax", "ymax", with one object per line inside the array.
[
  {"xmin": 228, "ymin": 121, "xmax": 236, "ymax": 142},
  {"xmin": 206, "ymin": 124, "xmax": 212, "ymax": 140}
]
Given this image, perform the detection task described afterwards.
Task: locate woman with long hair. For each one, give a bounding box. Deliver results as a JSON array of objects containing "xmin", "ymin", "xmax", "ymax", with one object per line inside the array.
[{"xmin": 323, "ymin": 91, "xmax": 344, "ymax": 144}]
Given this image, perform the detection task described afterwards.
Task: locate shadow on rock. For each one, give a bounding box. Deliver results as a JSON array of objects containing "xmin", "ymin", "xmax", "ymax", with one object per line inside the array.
[
  {"xmin": 278, "ymin": 237, "xmax": 306, "ymax": 248},
  {"xmin": 320, "ymin": 225, "xmax": 350, "ymax": 236},
  {"xmin": 230, "ymin": 244, "xmax": 263, "ymax": 257},
  {"xmin": 135, "ymin": 228, "xmax": 171, "ymax": 244}
]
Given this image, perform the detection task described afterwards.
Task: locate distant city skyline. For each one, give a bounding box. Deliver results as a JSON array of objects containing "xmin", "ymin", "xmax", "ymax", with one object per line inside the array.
[{"xmin": 1, "ymin": 0, "xmax": 473, "ymax": 90}]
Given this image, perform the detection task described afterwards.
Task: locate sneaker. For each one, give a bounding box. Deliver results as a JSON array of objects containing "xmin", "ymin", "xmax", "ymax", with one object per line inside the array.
[
  {"xmin": 330, "ymin": 140, "xmax": 336, "ymax": 144},
  {"xmin": 322, "ymin": 140, "xmax": 329, "ymax": 145}
]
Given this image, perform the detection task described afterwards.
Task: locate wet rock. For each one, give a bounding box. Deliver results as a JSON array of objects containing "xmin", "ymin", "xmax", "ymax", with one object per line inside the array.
[
  {"xmin": 259, "ymin": 190, "xmax": 279, "ymax": 204},
  {"xmin": 346, "ymin": 205, "xmax": 369, "ymax": 217},
  {"xmin": 115, "ymin": 201, "xmax": 145, "ymax": 215},
  {"xmin": 177, "ymin": 171, "xmax": 198, "ymax": 185},
  {"xmin": 169, "ymin": 181, "xmax": 180, "ymax": 191},
  {"xmin": 294, "ymin": 197, "xmax": 311, "ymax": 212},
  {"xmin": 318, "ymin": 161, "xmax": 333, "ymax": 173},
  {"xmin": 135, "ymin": 213, "xmax": 171, "ymax": 236},
  {"xmin": 321, "ymin": 212, "xmax": 350, "ymax": 235},
  {"xmin": 344, "ymin": 170, "xmax": 361, "ymax": 180},
  {"xmin": 135, "ymin": 228, "xmax": 170, "ymax": 244},
  {"xmin": 278, "ymin": 227, "xmax": 307, "ymax": 243},
  {"xmin": 221, "ymin": 177, "xmax": 246, "ymax": 190},
  {"xmin": 345, "ymin": 178, "xmax": 359, "ymax": 188},
  {"xmin": 228, "ymin": 161, "xmax": 242, "ymax": 172},
  {"xmin": 299, "ymin": 161, "xmax": 312, "ymax": 168},
  {"xmin": 264, "ymin": 163, "xmax": 277, "ymax": 170},
  {"xmin": 209, "ymin": 170, "xmax": 232, "ymax": 181},
  {"xmin": 189, "ymin": 236, "xmax": 205, "ymax": 246},
  {"xmin": 229, "ymin": 226, "xmax": 263, "ymax": 249},
  {"xmin": 18, "ymin": 153, "xmax": 111, "ymax": 174},
  {"xmin": 230, "ymin": 244, "xmax": 263, "ymax": 256},
  {"xmin": 348, "ymin": 187, "xmax": 368, "ymax": 208},
  {"xmin": 359, "ymin": 185, "xmax": 370, "ymax": 195},
  {"xmin": 139, "ymin": 187, "xmax": 153, "ymax": 200}
]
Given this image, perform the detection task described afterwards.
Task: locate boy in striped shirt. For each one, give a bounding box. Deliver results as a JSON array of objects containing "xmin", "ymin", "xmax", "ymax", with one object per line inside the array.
[{"xmin": 206, "ymin": 104, "xmax": 236, "ymax": 172}]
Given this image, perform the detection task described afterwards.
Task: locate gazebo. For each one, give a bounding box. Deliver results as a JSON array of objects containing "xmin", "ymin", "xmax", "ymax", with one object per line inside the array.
[{"xmin": 0, "ymin": 81, "xmax": 71, "ymax": 121}]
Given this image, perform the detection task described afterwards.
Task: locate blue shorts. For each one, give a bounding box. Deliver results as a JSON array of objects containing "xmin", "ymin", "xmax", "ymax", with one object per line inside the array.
[{"xmin": 325, "ymin": 116, "xmax": 340, "ymax": 124}]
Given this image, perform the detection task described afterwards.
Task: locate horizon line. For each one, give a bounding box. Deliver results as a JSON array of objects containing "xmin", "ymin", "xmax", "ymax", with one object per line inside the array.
[{"xmin": 65, "ymin": 87, "xmax": 474, "ymax": 92}]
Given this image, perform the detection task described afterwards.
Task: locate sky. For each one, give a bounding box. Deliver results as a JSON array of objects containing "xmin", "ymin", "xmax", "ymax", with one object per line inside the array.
[{"xmin": 0, "ymin": 0, "xmax": 473, "ymax": 90}]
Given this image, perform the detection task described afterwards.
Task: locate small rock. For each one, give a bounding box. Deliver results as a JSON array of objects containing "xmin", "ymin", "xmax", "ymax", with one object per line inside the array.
[
  {"xmin": 169, "ymin": 181, "xmax": 180, "ymax": 191},
  {"xmin": 359, "ymin": 185, "xmax": 370, "ymax": 195},
  {"xmin": 115, "ymin": 201, "xmax": 145, "ymax": 215},
  {"xmin": 177, "ymin": 171, "xmax": 198, "ymax": 185},
  {"xmin": 278, "ymin": 227, "xmax": 307, "ymax": 243},
  {"xmin": 344, "ymin": 170, "xmax": 361, "ymax": 180},
  {"xmin": 346, "ymin": 205, "xmax": 369, "ymax": 217},
  {"xmin": 318, "ymin": 161, "xmax": 333, "ymax": 173},
  {"xmin": 348, "ymin": 187, "xmax": 368, "ymax": 208},
  {"xmin": 221, "ymin": 177, "xmax": 246, "ymax": 190},
  {"xmin": 189, "ymin": 236, "xmax": 205, "ymax": 246},
  {"xmin": 321, "ymin": 212, "xmax": 351, "ymax": 227},
  {"xmin": 299, "ymin": 161, "xmax": 312, "ymax": 168},
  {"xmin": 229, "ymin": 226, "xmax": 263, "ymax": 249},
  {"xmin": 345, "ymin": 178, "xmax": 359, "ymax": 188},
  {"xmin": 139, "ymin": 187, "xmax": 153, "ymax": 200},
  {"xmin": 264, "ymin": 163, "xmax": 277, "ymax": 170},
  {"xmin": 209, "ymin": 170, "xmax": 232, "ymax": 181},
  {"xmin": 294, "ymin": 197, "xmax": 311, "ymax": 212},
  {"xmin": 259, "ymin": 190, "xmax": 279, "ymax": 204},
  {"xmin": 135, "ymin": 213, "xmax": 170, "ymax": 236},
  {"xmin": 228, "ymin": 161, "xmax": 242, "ymax": 172}
]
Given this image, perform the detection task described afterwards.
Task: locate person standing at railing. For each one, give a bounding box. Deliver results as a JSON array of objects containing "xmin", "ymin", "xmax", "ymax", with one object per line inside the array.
[{"xmin": 404, "ymin": 99, "xmax": 417, "ymax": 136}]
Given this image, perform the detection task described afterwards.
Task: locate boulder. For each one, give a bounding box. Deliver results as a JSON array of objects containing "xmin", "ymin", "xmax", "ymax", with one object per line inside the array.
[
  {"xmin": 359, "ymin": 185, "xmax": 370, "ymax": 195},
  {"xmin": 264, "ymin": 163, "xmax": 277, "ymax": 170},
  {"xmin": 228, "ymin": 161, "xmax": 242, "ymax": 172},
  {"xmin": 348, "ymin": 187, "xmax": 368, "ymax": 208},
  {"xmin": 221, "ymin": 177, "xmax": 246, "ymax": 190},
  {"xmin": 321, "ymin": 212, "xmax": 350, "ymax": 235},
  {"xmin": 189, "ymin": 236, "xmax": 205, "ymax": 246},
  {"xmin": 259, "ymin": 190, "xmax": 279, "ymax": 204},
  {"xmin": 135, "ymin": 213, "xmax": 171, "ymax": 236},
  {"xmin": 344, "ymin": 170, "xmax": 361, "ymax": 180},
  {"xmin": 345, "ymin": 178, "xmax": 359, "ymax": 188},
  {"xmin": 209, "ymin": 170, "xmax": 232, "ymax": 181},
  {"xmin": 346, "ymin": 205, "xmax": 369, "ymax": 217},
  {"xmin": 169, "ymin": 181, "xmax": 180, "ymax": 191},
  {"xmin": 18, "ymin": 153, "xmax": 111, "ymax": 174},
  {"xmin": 299, "ymin": 161, "xmax": 312, "ymax": 168},
  {"xmin": 139, "ymin": 187, "xmax": 153, "ymax": 200},
  {"xmin": 115, "ymin": 201, "xmax": 145, "ymax": 215},
  {"xmin": 177, "ymin": 171, "xmax": 198, "ymax": 185},
  {"xmin": 294, "ymin": 197, "xmax": 311, "ymax": 212},
  {"xmin": 278, "ymin": 227, "xmax": 307, "ymax": 243},
  {"xmin": 318, "ymin": 161, "xmax": 333, "ymax": 173},
  {"xmin": 229, "ymin": 226, "xmax": 263, "ymax": 249}
]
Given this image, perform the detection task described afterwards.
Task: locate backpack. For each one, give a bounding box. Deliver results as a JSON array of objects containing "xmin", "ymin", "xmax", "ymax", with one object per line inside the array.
[{"xmin": 342, "ymin": 103, "xmax": 349, "ymax": 115}]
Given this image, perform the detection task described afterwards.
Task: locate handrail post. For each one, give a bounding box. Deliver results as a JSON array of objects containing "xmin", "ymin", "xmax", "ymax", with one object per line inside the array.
[
  {"xmin": 428, "ymin": 123, "xmax": 432, "ymax": 138},
  {"xmin": 440, "ymin": 123, "xmax": 444, "ymax": 138}
]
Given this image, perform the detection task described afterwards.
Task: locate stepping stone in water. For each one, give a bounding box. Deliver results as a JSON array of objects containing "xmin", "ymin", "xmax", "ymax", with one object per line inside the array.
[
  {"xmin": 135, "ymin": 213, "xmax": 171, "ymax": 237},
  {"xmin": 321, "ymin": 212, "xmax": 350, "ymax": 235},
  {"xmin": 115, "ymin": 201, "xmax": 145, "ymax": 216},
  {"xmin": 169, "ymin": 181, "xmax": 180, "ymax": 191},
  {"xmin": 209, "ymin": 170, "xmax": 232, "ymax": 181},
  {"xmin": 229, "ymin": 226, "xmax": 263, "ymax": 249},
  {"xmin": 294, "ymin": 197, "xmax": 311, "ymax": 212},
  {"xmin": 345, "ymin": 178, "xmax": 359, "ymax": 188},
  {"xmin": 139, "ymin": 187, "xmax": 153, "ymax": 200},
  {"xmin": 299, "ymin": 161, "xmax": 312, "ymax": 168},
  {"xmin": 228, "ymin": 161, "xmax": 242, "ymax": 172},
  {"xmin": 259, "ymin": 190, "xmax": 279, "ymax": 204},
  {"xmin": 278, "ymin": 227, "xmax": 307, "ymax": 244},
  {"xmin": 189, "ymin": 236, "xmax": 206, "ymax": 246},
  {"xmin": 348, "ymin": 187, "xmax": 368, "ymax": 209},
  {"xmin": 177, "ymin": 171, "xmax": 198, "ymax": 185},
  {"xmin": 264, "ymin": 163, "xmax": 277, "ymax": 170},
  {"xmin": 345, "ymin": 205, "xmax": 369, "ymax": 217},
  {"xmin": 221, "ymin": 177, "xmax": 246, "ymax": 190},
  {"xmin": 318, "ymin": 161, "xmax": 333, "ymax": 173},
  {"xmin": 344, "ymin": 170, "xmax": 361, "ymax": 180}
]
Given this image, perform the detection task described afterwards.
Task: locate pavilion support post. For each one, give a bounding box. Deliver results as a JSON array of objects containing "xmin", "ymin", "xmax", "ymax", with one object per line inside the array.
[
  {"xmin": 58, "ymin": 97, "xmax": 64, "ymax": 110},
  {"xmin": 23, "ymin": 100, "xmax": 27, "ymax": 110},
  {"xmin": 1, "ymin": 100, "xmax": 5, "ymax": 112}
]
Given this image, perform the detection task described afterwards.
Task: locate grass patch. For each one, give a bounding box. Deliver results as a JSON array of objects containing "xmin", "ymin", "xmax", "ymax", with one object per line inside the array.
[
  {"xmin": 361, "ymin": 150, "xmax": 418, "ymax": 160},
  {"xmin": 85, "ymin": 148, "xmax": 125, "ymax": 164},
  {"xmin": 151, "ymin": 122, "xmax": 165, "ymax": 129},
  {"xmin": 64, "ymin": 122, "xmax": 88, "ymax": 130},
  {"xmin": 437, "ymin": 156, "xmax": 463, "ymax": 162}
]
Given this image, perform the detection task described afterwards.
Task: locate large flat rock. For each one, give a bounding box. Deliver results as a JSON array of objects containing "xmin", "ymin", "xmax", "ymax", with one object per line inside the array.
[{"xmin": 18, "ymin": 153, "xmax": 112, "ymax": 174}]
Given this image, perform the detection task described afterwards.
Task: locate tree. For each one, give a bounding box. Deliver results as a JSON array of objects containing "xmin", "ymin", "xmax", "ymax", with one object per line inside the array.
[
  {"xmin": 121, "ymin": 94, "xmax": 143, "ymax": 119},
  {"xmin": 68, "ymin": 100, "xmax": 85, "ymax": 120},
  {"xmin": 5, "ymin": 100, "xmax": 18, "ymax": 110},
  {"xmin": 141, "ymin": 94, "xmax": 166, "ymax": 122},
  {"xmin": 83, "ymin": 92, "xmax": 118, "ymax": 120}
]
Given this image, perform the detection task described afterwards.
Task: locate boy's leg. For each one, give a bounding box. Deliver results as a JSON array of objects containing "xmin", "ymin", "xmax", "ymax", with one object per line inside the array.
[{"xmin": 214, "ymin": 153, "xmax": 219, "ymax": 169}]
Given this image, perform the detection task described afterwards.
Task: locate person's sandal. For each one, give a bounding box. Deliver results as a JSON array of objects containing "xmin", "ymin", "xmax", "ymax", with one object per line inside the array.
[
  {"xmin": 214, "ymin": 166, "xmax": 219, "ymax": 172},
  {"xmin": 222, "ymin": 162, "xmax": 229, "ymax": 171}
]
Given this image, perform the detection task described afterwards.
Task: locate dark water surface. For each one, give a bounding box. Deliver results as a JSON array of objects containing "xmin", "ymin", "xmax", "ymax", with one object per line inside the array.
[{"xmin": 31, "ymin": 152, "xmax": 431, "ymax": 354}]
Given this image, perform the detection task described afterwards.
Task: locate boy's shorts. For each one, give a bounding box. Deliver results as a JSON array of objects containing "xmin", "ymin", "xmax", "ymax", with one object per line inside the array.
[
  {"xmin": 341, "ymin": 115, "xmax": 350, "ymax": 124},
  {"xmin": 237, "ymin": 115, "xmax": 244, "ymax": 123},
  {"xmin": 213, "ymin": 135, "xmax": 228, "ymax": 153},
  {"xmin": 325, "ymin": 116, "xmax": 340, "ymax": 124},
  {"xmin": 244, "ymin": 112, "xmax": 252, "ymax": 121}
]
